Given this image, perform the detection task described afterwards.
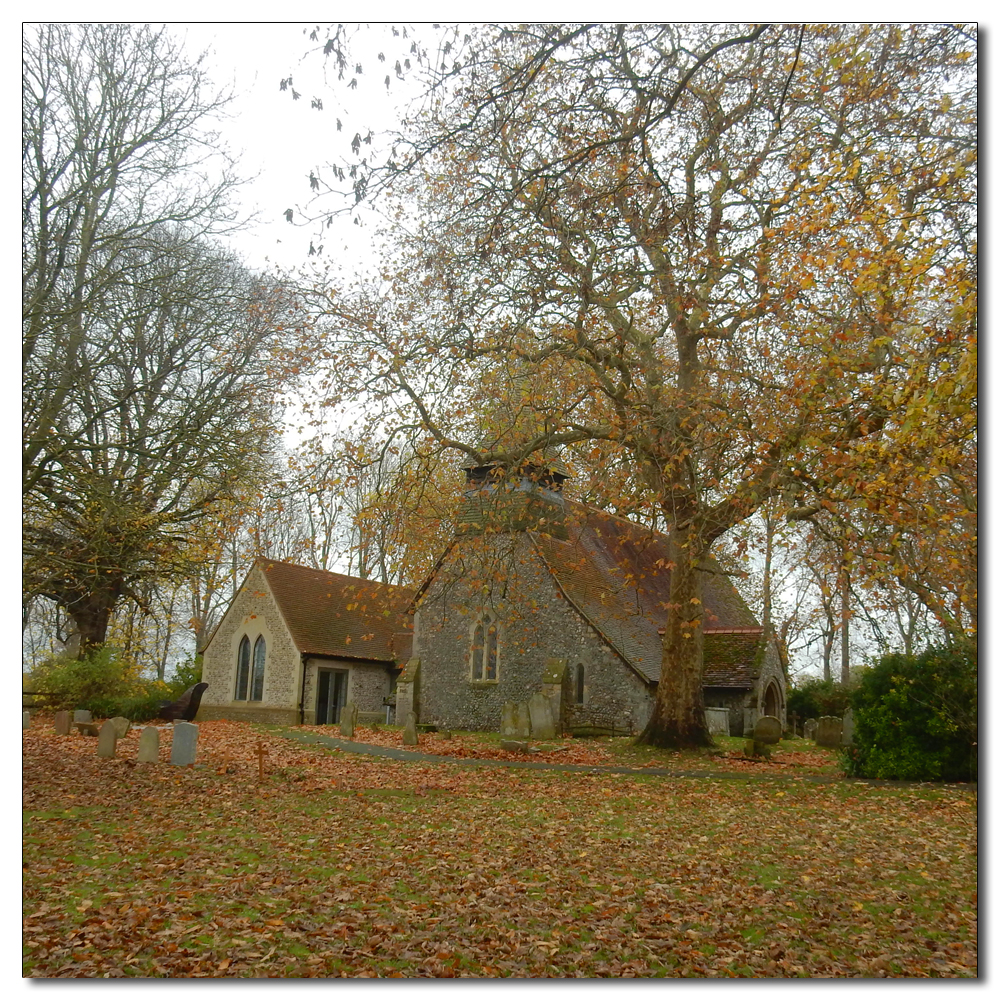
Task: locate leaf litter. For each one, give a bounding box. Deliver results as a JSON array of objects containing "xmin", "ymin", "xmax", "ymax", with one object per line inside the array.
[{"xmin": 23, "ymin": 718, "xmax": 976, "ymax": 978}]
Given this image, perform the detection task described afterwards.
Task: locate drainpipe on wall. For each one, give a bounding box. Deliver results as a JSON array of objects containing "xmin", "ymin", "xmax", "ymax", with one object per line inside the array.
[{"xmin": 298, "ymin": 654, "xmax": 308, "ymax": 725}]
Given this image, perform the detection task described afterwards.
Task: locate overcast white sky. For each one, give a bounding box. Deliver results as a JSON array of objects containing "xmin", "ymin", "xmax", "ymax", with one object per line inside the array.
[{"xmin": 165, "ymin": 21, "xmax": 417, "ymax": 276}]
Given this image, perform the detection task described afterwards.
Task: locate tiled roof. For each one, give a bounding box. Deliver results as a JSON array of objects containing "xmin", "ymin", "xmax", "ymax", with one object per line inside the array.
[
  {"xmin": 259, "ymin": 560, "xmax": 413, "ymax": 662},
  {"xmin": 530, "ymin": 504, "xmax": 761, "ymax": 685},
  {"xmin": 702, "ymin": 631, "xmax": 765, "ymax": 688}
]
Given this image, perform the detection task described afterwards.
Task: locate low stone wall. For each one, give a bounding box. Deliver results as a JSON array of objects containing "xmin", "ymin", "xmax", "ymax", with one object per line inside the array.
[{"xmin": 195, "ymin": 704, "xmax": 299, "ymax": 726}]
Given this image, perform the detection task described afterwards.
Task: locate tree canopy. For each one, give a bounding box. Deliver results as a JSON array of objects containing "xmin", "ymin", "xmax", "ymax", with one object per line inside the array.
[
  {"xmin": 290, "ymin": 23, "xmax": 975, "ymax": 746},
  {"xmin": 23, "ymin": 23, "xmax": 296, "ymax": 652}
]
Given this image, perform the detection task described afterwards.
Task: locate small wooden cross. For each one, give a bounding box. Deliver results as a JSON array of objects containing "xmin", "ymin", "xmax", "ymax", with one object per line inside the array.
[{"xmin": 256, "ymin": 740, "xmax": 267, "ymax": 781}]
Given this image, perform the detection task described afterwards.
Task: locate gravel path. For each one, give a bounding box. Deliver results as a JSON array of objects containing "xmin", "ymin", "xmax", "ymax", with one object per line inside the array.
[{"xmin": 278, "ymin": 728, "xmax": 856, "ymax": 783}]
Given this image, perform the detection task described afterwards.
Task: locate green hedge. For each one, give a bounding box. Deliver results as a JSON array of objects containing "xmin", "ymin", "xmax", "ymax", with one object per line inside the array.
[
  {"xmin": 787, "ymin": 678, "xmax": 853, "ymax": 721},
  {"xmin": 28, "ymin": 647, "xmax": 204, "ymax": 722},
  {"xmin": 843, "ymin": 645, "xmax": 977, "ymax": 782}
]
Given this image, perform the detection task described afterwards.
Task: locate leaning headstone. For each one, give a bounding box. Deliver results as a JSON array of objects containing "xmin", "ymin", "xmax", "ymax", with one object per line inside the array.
[
  {"xmin": 75, "ymin": 721, "xmax": 100, "ymax": 737},
  {"xmin": 170, "ymin": 721, "xmax": 198, "ymax": 765},
  {"xmin": 528, "ymin": 693, "xmax": 556, "ymax": 740},
  {"xmin": 402, "ymin": 711, "xmax": 419, "ymax": 746},
  {"xmin": 705, "ymin": 707, "xmax": 730, "ymax": 736},
  {"xmin": 803, "ymin": 718, "xmax": 817, "ymax": 741},
  {"xmin": 815, "ymin": 716, "xmax": 843, "ymax": 748},
  {"xmin": 754, "ymin": 715, "xmax": 782, "ymax": 745},
  {"xmin": 109, "ymin": 716, "xmax": 131, "ymax": 739},
  {"xmin": 500, "ymin": 701, "xmax": 518, "ymax": 737},
  {"xmin": 54, "ymin": 710, "xmax": 71, "ymax": 736},
  {"xmin": 73, "ymin": 709, "xmax": 92, "ymax": 724},
  {"xmin": 339, "ymin": 701, "xmax": 358, "ymax": 739},
  {"xmin": 137, "ymin": 726, "xmax": 160, "ymax": 763},
  {"xmin": 22, "ymin": 711, "xmax": 30, "ymax": 730},
  {"xmin": 96, "ymin": 720, "xmax": 118, "ymax": 758},
  {"xmin": 514, "ymin": 701, "xmax": 532, "ymax": 739},
  {"xmin": 841, "ymin": 709, "xmax": 855, "ymax": 746}
]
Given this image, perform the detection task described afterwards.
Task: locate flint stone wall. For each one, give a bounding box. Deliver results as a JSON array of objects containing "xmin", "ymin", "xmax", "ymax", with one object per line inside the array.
[
  {"xmin": 199, "ymin": 564, "xmax": 300, "ymax": 724},
  {"xmin": 414, "ymin": 534, "xmax": 651, "ymax": 734}
]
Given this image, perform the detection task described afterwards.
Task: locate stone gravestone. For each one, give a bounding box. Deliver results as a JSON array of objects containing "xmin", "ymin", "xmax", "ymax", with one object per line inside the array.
[
  {"xmin": 803, "ymin": 718, "xmax": 817, "ymax": 741},
  {"xmin": 137, "ymin": 727, "xmax": 160, "ymax": 763},
  {"xmin": 841, "ymin": 709, "xmax": 855, "ymax": 746},
  {"xmin": 402, "ymin": 711, "xmax": 419, "ymax": 746},
  {"xmin": 514, "ymin": 701, "xmax": 532, "ymax": 739},
  {"xmin": 170, "ymin": 721, "xmax": 199, "ymax": 765},
  {"xmin": 54, "ymin": 710, "xmax": 71, "ymax": 736},
  {"xmin": 500, "ymin": 702, "xmax": 518, "ymax": 737},
  {"xmin": 109, "ymin": 717, "xmax": 131, "ymax": 739},
  {"xmin": 96, "ymin": 720, "xmax": 118, "ymax": 758},
  {"xmin": 705, "ymin": 707, "xmax": 730, "ymax": 736},
  {"xmin": 753, "ymin": 715, "xmax": 782, "ymax": 745},
  {"xmin": 815, "ymin": 716, "xmax": 843, "ymax": 748},
  {"xmin": 339, "ymin": 701, "xmax": 358, "ymax": 739},
  {"xmin": 22, "ymin": 711, "xmax": 30, "ymax": 730},
  {"xmin": 528, "ymin": 693, "xmax": 556, "ymax": 740},
  {"xmin": 73, "ymin": 709, "xmax": 93, "ymax": 724}
]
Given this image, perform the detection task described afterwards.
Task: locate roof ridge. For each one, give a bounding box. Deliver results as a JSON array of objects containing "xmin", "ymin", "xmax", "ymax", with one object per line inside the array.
[
  {"xmin": 258, "ymin": 558, "xmax": 414, "ymax": 596},
  {"xmin": 564, "ymin": 498, "xmax": 667, "ymax": 539}
]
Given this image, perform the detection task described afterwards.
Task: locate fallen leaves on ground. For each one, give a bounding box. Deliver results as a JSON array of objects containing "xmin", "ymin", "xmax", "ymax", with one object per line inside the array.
[
  {"xmin": 296, "ymin": 723, "xmax": 616, "ymax": 766},
  {"xmin": 23, "ymin": 717, "xmax": 977, "ymax": 978}
]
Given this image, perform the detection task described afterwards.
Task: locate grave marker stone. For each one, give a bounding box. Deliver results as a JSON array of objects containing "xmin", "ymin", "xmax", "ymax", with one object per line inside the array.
[
  {"xmin": 815, "ymin": 716, "xmax": 843, "ymax": 748},
  {"xmin": 170, "ymin": 721, "xmax": 198, "ymax": 765},
  {"xmin": 22, "ymin": 711, "xmax": 30, "ymax": 730},
  {"xmin": 73, "ymin": 710, "xmax": 92, "ymax": 724},
  {"xmin": 753, "ymin": 715, "xmax": 782, "ymax": 745},
  {"xmin": 403, "ymin": 711, "xmax": 419, "ymax": 746},
  {"xmin": 500, "ymin": 740, "xmax": 533, "ymax": 753},
  {"xmin": 500, "ymin": 702, "xmax": 518, "ymax": 737},
  {"xmin": 97, "ymin": 720, "xmax": 118, "ymax": 758},
  {"xmin": 137, "ymin": 726, "xmax": 160, "ymax": 763},
  {"xmin": 705, "ymin": 707, "xmax": 730, "ymax": 736},
  {"xmin": 339, "ymin": 701, "xmax": 357, "ymax": 739},
  {"xmin": 514, "ymin": 701, "xmax": 532, "ymax": 739},
  {"xmin": 109, "ymin": 717, "xmax": 131, "ymax": 739},
  {"xmin": 803, "ymin": 718, "xmax": 817, "ymax": 741},
  {"xmin": 841, "ymin": 709, "xmax": 855, "ymax": 746},
  {"xmin": 54, "ymin": 710, "xmax": 71, "ymax": 736},
  {"xmin": 75, "ymin": 722, "xmax": 100, "ymax": 736},
  {"xmin": 528, "ymin": 693, "xmax": 556, "ymax": 740}
]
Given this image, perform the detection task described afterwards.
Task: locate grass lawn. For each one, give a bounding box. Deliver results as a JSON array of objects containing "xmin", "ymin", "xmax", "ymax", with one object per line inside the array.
[{"xmin": 23, "ymin": 719, "xmax": 977, "ymax": 978}]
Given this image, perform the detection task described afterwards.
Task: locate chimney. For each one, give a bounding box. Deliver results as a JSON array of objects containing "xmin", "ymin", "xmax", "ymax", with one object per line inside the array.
[{"xmin": 456, "ymin": 456, "xmax": 570, "ymax": 539}]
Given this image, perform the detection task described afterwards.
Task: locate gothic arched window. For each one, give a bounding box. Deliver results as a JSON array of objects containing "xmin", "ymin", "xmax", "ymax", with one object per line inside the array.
[
  {"xmin": 471, "ymin": 614, "xmax": 499, "ymax": 681},
  {"xmin": 235, "ymin": 636, "xmax": 251, "ymax": 700},
  {"xmin": 250, "ymin": 636, "xmax": 266, "ymax": 701}
]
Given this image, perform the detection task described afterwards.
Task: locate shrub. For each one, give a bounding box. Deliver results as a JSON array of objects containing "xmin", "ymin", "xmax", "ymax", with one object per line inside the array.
[
  {"xmin": 166, "ymin": 655, "xmax": 204, "ymax": 697},
  {"xmin": 28, "ymin": 647, "xmax": 177, "ymax": 722},
  {"xmin": 29, "ymin": 647, "xmax": 138, "ymax": 711},
  {"xmin": 86, "ymin": 686, "xmax": 173, "ymax": 723},
  {"xmin": 843, "ymin": 645, "xmax": 977, "ymax": 782},
  {"xmin": 787, "ymin": 678, "xmax": 853, "ymax": 721}
]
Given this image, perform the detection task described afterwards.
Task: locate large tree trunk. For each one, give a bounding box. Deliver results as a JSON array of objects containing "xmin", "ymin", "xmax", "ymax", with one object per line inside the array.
[
  {"xmin": 65, "ymin": 592, "xmax": 117, "ymax": 655},
  {"xmin": 637, "ymin": 523, "xmax": 712, "ymax": 748}
]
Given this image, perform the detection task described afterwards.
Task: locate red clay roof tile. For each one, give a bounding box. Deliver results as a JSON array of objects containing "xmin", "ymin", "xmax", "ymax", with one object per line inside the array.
[{"xmin": 258, "ymin": 560, "xmax": 413, "ymax": 662}]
